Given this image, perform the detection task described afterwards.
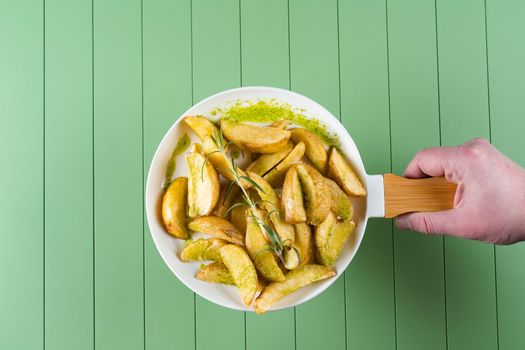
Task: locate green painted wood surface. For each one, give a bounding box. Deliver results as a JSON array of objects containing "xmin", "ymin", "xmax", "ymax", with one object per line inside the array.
[{"xmin": 1, "ymin": 0, "xmax": 525, "ymax": 349}]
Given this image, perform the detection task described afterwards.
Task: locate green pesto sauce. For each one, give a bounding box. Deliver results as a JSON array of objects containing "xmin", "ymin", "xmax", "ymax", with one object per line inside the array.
[
  {"xmin": 163, "ymin": 133, "xmax": 191, "ymax": 190},
  {"xmin": 211, "ymin": 99, "xmax": 340, "ymax": 148}
]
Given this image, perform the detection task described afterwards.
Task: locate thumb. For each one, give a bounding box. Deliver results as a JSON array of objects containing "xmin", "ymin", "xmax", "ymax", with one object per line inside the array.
[{"xmin": 395, "ymin": 209, "xmax": 462, "ymax": 236}]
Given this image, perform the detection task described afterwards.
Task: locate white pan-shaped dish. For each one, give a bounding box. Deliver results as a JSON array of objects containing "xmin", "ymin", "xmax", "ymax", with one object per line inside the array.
[{"xmin": 145, "ymin": 86, "xmax": 456, "ymax": 312}]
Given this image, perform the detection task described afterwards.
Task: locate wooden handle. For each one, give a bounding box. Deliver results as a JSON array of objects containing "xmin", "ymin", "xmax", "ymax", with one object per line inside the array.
[{"xmin": 383, "ymin": 174, "xmax": 457, "ymax": 218}]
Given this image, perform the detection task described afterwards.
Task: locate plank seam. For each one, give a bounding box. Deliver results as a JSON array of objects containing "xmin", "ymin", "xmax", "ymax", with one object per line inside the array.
[
  {"xmin": 483, "ymin": 1, "xmax": 500, "ymax": 348},
  {"xmin": 384, "ymin": 1, "xmax": 398, "ymax": 349},
  {"xmin": 91, "ymin": 0, "xmax": 96, "ymax": 348},
  {"xmin": 433, "ymin": 1, "xmax": 449, "ymax": 349},
  {"xmin": 43, "ymin": 0, "xmax": 46, "ymax": 348},
  {"xmin": 141, "ymin": 0, "xmax": 146, "ymax": 348}
]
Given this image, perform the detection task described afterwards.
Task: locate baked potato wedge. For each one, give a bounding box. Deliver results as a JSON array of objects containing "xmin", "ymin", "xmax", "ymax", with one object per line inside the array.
[
  {"xmin": 296, "ymin": 163, "xmax": 331, "ymax": 225},
  {"xmin": 202, "ymin": 135, "xmax": 250, "ymax": 186},
  {"xmin": 247, "ymin": 171, "xmax": 295, "ymax": 244},
  {"xmin": 271, "ymin": 119, "xmax": 291, "ymax": 130},
  {"xmin": 324, "ymin": 177, "xmax": 354, "ymax": 220},
  {"xmin": 245, "ymin": 209, "xmax": 286, "ymax": 282},
  {"xmin": 293, "ymin": 223, "xmax": 314, "ymax": 267},
  {"xmin": 282, "ymin": 166, "xmax": 307, "ymax": 223},
  {"xmin": 221, "ymin": 119, "xmax": 291, "ymax": 153},
  {"xmin": 220, "ymin": 244, "xmax": 258, "ymax": 307},
  {"xmin": 186, "ymin": 150, "xmax": 220, "ymax": 217},
  {"xmin": 264, "ymin": 141, "xmax": 306, "ymax": 187},
  {"xmin": 328, "ymin": 147, "xmax": 366, "ymax": 197},
  {"xmin": 290, "ymin": 128, "xmax": 327, "ymax": 173},
  {"xmin": 230, "ymin": 203, "xmax": 248, "ymax": 233},
  {"xmin": 196, "ymin": 262, "xmax": 266, "ymax": 293},
  {"xmin": 213, "ymin": 183, "xmax": 240, "ymax": 218},
  {"xmin": 254, "ymin": 264, "xmax": 336, "ymax": 314},
  {"xmin": 188, "ymin": 216, "xmax": 245, "ymax": 246},
  {"xmin": 180, "ymin": 238, "xmax": 227, "ymax": 262},
  {"xmin": 184, "ymin": 116, "xmax": 218, "ymax": 140},
  {"xmin": 161, "ymin": 177, "xmax": 190, "ymax": 239},
  {"xmin": 246, "ymin": 142, "xmax": 293, "ymax": 176},
  {"xmin": 315, "ymin": 211, "xmax": 355, "ymax": 266}
]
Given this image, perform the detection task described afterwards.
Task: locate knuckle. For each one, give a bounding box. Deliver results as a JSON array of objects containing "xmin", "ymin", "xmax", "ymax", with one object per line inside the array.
[
  {"xmin": 463, "ymin": 139, "xmax": 489, "ymax": 160},
  {"xmin": 415, "ymin": 215, "xmax": 438, "ymax": 235}
]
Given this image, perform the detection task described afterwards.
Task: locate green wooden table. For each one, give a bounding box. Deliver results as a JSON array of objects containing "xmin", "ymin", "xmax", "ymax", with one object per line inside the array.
[{"xmin": 2, "ymin": 0, "xmax": 525, "ymax": 349}]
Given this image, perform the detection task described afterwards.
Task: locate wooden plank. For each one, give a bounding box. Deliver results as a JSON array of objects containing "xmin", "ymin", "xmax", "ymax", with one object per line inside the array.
[
  {"xmin": 338, "ymin": 0, "xmax": 396, "ymax": 349},
  {"xmin": 435, "ymin": 1, "xmax": 498, "ymax": 349},
  {"xmin": 240, "ymin": 0, "xmax": 295, "ymax": 349},
  {"xmin": 44, "ymin": 0, "xmax": 93, "ymax": 349},
  {"xmin": 142, "ymin": 0, "xmax": 195, "ymax": 349},
  {"xmin": 486, "ymin": 0, "xmax": 525, "ymax": 349},
  {"xmin": 386, "ymin": 0, "xmax": 446, "ymax": 349},
  {"xmin": 93, "ymin": 0, "xmax": 144, "ymax": 349},
  {"xmin": 191, "ymin": 1, "xmax": 245, "ymax": 349},
  {"xmin": 0, "ymin": 1, "xmax": 44, "ymax": 349},
  {"xmin": 289, "ymin": 1, "xmax": 346, "ymax": 349}
]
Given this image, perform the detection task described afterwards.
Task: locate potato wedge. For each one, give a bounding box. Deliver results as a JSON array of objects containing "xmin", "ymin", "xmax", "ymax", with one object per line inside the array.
[
  {"xmin": 196, "ymin": 262, "xmax": 266, "ymax": 293},
  {"xmin": 247, "ymin": 172, "xmax": 295, "ymax": 244},
  {"xmin": 213, "ymin": 183, "xmax": 240, "ymax": 218},
  {"xmin": 161, "ymin": 177, "xmax": 190, "ymax": 239},
  {"xmin": 264, "ymin": 141, "xmax": 306, "ymax": 187},
  {"xmin": 196, "ymin": 261, "xmax": 235, "ymax": 285},
  {"xmin": 296, "ymin": 163, "xmax": 331, "ymax": 225},
  {"xmin": 290, "ymin": 128, "xmax": 328, "ymax": 173},
  {"xmin": 245, "ymin": 209, "xmax": 286, "ymax": 282},
  {"xmin": 254, "ymin": 264, "xmax": 336, "ymax": 314},
  {"xmin": 202, "ymin": 136, "xmax": 250, "ymax": 186},
  {"xmin": 328, "ymin": 147, "xmax": 366, "ymax": 197},
  {"xmin": 293, "ymin": 223, "xmax": 314, "ymax": 267},
  {"xmin": 282, "ymin": 166, "xmax": 307, "ymax": 223},
  {"xmin": 186, "ymin": 150, "xmax": 220, "ymax": 217},
  {"xmin": 271, "ymin": 119, "xmax": 291, "ymax": 130},
  {"xmin": 188, "ymin": 216, "xmax": 245, "ymax": 246},
  {"xmin": 246, "ymin": 142, "xmax": 293, "ymax": 176},
  {"xmin": 324, "ymin": 177, "xmax": 354, "ymax": 220},
  {"xmin": 230, "ymin": 203, "xmax": 248, "ymax": 233},
  {"xmin": 221, "ymin": 119, "xmax": 291, "ymax": 153},
  {"xmin": 315, "ymin": 212, "xmax": 355, "ymax": 266},
  {"xmin": 184, "ymin": 116, "xmax": 218, "ymax": 140},
  {"xmin": 220, "ymin": 244, "xmax": 258, "ymax": 307},
  {"xmin": 180, "ymin": 238, "xmax": 227, "ymax": 262}
]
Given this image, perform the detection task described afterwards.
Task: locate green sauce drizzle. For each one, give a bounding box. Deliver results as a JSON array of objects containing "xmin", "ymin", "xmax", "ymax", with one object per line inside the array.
[
  {"xmin": 211, "ymin": 99, "xmax": 340, "ymax": 148},
  {"xmin": 163, "ymin": 133, "xmax": 191, "ymax": 190}
]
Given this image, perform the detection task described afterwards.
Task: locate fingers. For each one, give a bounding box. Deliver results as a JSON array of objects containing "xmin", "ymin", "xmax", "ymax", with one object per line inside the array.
[
  {"xmin": 403, "ymin": 146, "xmax": 458, "ymax": 179},
  {"xmin": 395, "ymin": 209, "xmax": 465, "ymax": 237}
]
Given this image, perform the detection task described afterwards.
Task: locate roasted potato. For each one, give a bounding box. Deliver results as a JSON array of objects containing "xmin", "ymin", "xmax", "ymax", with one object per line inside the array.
[
  {"xmin": 161, "ymin": 177, "xmax": 190, "ymax": 239},
  {"xmin": 254, "ymin": 264, "xmax": 336, "ymax": 314},
  {"xmin": 264, "ymin": 141, "xmax": 306, "ymax": 187},
  {"xmin": 271, "ymin": 119, "xmax": 291, "ymax": 130},
  {"xmin": 247, "ymin": 172, "xmax": 295, "ymax": 244},
  {"xmin": 188, "ymin": 216, "xmax": 245, "ymax": 246},
  {"xmin": 180, "ymin": 238, "xmax": 227, "ymax": 262},
  {"xmin": 246, "ymin": 142, "xmax": 293, "ymax": 176},
  {"xmin": 230, "ymin": 203, "xmax": 248, "ymax": 233},
  {"xmin": 324, "ymin": 177, "xmax": 354, "ymax": 220},
  {"xmin": 282, "ymin": 166, "xmax": 307, "ymax": 223},
  {"xmin": 213, "ymin": 183, "xmax": 240, "ymax": 218},
  {"xmin": 290, "ymin": 128, "xmax": 327, "ymax": 173},
  {"xmin": 315, "ymin": 211, "xmax": 355, "ymax": 266},
  {"xmin": 328, "ymin": 147, "xmax": 366, "ymax": 197},
  {"xmin": 196, "ymin": 262, "xmax": 266, "ymax": 293},
  {"xmin": 184, "ymin": 116, "xmax": 218, "ymax": 140},
  {"xmin": 221, "ymin": 119, "xmax": 291, "ymax": 153},
  {"xmin": 296, "ymin": 163, "xmax": 331, "ymax": 225},
  {"xmin": 245, "ymin": 209, "xmax": 286, "ymax": 282},
  {"xmin": 220, "ymin": 244, "xmax": 258, "ymax": 307},
  {"xmin": 186, "ymin": 150, "xmax": 220, "ymax": 217},
  {"xmin": 293, "ymin": 223, "xmax": 314, "ymax": 267}
]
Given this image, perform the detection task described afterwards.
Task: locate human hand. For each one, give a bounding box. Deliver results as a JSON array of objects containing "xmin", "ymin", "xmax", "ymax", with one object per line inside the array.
[{"xmin": 395, "ymin": 138, "xmax": 525, "ymax": 244}]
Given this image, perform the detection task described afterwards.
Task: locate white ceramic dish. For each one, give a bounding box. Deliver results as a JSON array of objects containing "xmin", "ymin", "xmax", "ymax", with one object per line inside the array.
[{"xmin": 145, "ymin": 86, "xmax": 385, "ymax": 312}]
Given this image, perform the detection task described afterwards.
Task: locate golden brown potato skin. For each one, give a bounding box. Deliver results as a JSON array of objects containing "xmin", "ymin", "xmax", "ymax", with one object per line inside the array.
[
  {"xmin": 328, "ymin": 147, "xmax": 366, "ymax": 197},
  {"xmin": 180, "ymin": 238, "xmax": 227, "ymax": 262},
  {"xmin": 196, "ymin": 261, "xmax": 235, "ymax": 285},
  {"xmin": 161, "ymin": 177, "xmax": 190, "ymax": 239},
  {"xmin": 254, "ymin": 264, "xmax": 335, "ymax": 314},
  {"xmin": 220, "ymin": 244, "xmax": 258, "ymax": 307},
  {"xmin": 186, "ymin": 151, "xmax": 220, "ymax": 217},
  {"xmin": 264, "ymin": 141, "xmax": 306, "ymax": 187},
  {"xmin": 296, "ymin": 163, "xmax": 331, "ymax": 226},
  {"xmin": 183, "ymin": 116, "xmax": 218, "ymax": 140},
  {"xmin": 246, "ymin": 142, "xmax": 293, "ymax": 176},
  {"xmin": 188, "ymin": 216, "xmax": 245, "ymax": 246},
  {"xmin": 290, "ymin": 128, "xmax": 328, "ymax": 173},
  {"xmin": 293, "ymin": 223, "xmax": 314, "ymax": 267},
  {"xmin": 282, "ymin": 166, "xmax": 307, "ymax": 224},
  {"xmin": 221, "ymin": 119, "xmax": 291, "ymax": 153},
  {"xmin": 315, "ymin": 212, "xmax": 355, "ymax": 266}
]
